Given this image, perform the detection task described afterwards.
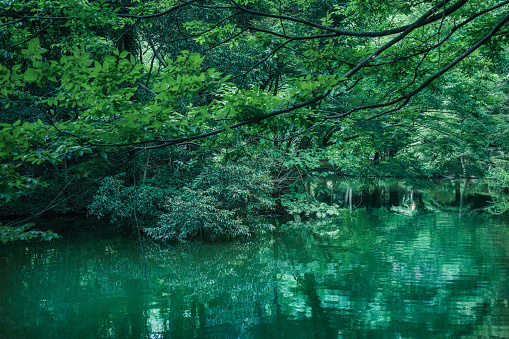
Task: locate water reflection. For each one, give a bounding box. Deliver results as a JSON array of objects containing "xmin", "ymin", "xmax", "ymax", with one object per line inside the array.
[
  {"xmin": 1, "ymin": 185, "xmax": 509, "ymax": 338},
  {"xmin": 306, "ymin": 178, "xmax": 491, "ymax": 215}
]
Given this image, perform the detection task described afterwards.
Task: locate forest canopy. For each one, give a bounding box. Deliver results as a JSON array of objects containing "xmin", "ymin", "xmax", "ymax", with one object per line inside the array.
[{"xmin": 1, "ymin": 0, "xmax": 509, "ymax": 241}]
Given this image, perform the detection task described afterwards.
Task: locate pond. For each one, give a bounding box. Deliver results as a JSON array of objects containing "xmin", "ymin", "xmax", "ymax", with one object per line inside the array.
[{"xmin": 1, "ymin": 180, "xmax": 509, "ymax": 338}]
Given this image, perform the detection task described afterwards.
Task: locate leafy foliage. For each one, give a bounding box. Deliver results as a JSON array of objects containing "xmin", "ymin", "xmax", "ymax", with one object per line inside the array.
[
  {"xmin": 2, "ymin": 0, "xmax": 509, "ymax": 239},
  {"xmin": 487, "ymin": 166, "xmax": 509, "ymax": 214},
  {"xmin": 89, "ymin": 160, "xmax": 275, "ymax": 241},
  {"xmin": 0, "ymin": 223, "xmax": 59, "ymax": 243}
]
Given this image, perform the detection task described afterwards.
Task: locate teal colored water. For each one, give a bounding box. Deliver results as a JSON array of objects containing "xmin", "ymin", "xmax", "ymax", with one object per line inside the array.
[
  {"xmin": 1, "ymin": 212, "xmax": 508, "ymax": 338},
  {"xmin": 1, "ymin": 179, "xmax": 509, "ymax": 338}
]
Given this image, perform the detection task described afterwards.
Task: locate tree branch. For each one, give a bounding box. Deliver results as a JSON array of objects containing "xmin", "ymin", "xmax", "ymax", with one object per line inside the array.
[
  {"xmin": 143, "ymin": 26, "xmax": 167, "ymax": 68},
  {"xmin": 116, "ymin": 0, "xmax": 197, "ymax": 19},
  {"xmin": 0, "ymin": 20, "xmax": 54, "ymax": 56},
  {"xmin": 328, "ymin": 11, "xmax": 509, "ymax": 120},
  {"xmin": 232, "ymin": 0, "xmax": 469, "ymax": 38}
]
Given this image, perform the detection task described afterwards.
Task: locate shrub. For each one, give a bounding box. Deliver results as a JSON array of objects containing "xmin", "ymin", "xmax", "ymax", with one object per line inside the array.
[{"xmin": 88, "ymin": 161, "xmax": 275, "ymax": 241}]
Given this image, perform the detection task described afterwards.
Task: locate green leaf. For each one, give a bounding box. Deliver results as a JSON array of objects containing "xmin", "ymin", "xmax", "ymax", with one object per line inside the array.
[
  {"xmin": 221, "ymin": 121, "xmax": 234, "ymax": 133},
  {"xmin": 24, "ymin": 68, "xmax": 38, "ymax": 82}
]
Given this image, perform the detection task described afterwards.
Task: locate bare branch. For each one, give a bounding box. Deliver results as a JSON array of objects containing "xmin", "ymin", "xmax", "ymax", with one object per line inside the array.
[
  {"xmin": 202, "ymin": 28, "xmax": 248, "ymax": 54},
  {"xmin": 143, "ymin": 26, "xmax": 167, "ymax": 68},
  {"xmin": 115, "ymin": 18, "xmax": 141, "ymax": 43},
  {"xmin": 232, "ymin": 38, "xmax": 296, "ymax": 87},
  {"xmin": 246, "ymin": 25, "xmax": 337, "ymax": 40}
]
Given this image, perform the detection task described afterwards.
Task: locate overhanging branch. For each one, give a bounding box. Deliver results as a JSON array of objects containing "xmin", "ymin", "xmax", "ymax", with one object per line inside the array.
[{"xmin": 231, "ymin": 0, "xmax": 468, "ymax": 38}]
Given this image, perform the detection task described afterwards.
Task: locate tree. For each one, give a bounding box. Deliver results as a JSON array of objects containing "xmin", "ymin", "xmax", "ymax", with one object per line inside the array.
[{"xmin": 1, "ymin": 0, "xmax": 509, "ymax": 238}]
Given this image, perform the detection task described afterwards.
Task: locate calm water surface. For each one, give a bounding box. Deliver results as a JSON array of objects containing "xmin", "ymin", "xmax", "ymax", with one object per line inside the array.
[{"xmin": 1, "ymin": 185, "xmax": 509, "ymax": 338}]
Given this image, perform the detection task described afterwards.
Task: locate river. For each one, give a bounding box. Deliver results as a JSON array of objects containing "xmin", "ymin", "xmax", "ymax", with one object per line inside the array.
[{"xmin": 1, "ymin": 180, "xmax": 509, "ymax": 338}]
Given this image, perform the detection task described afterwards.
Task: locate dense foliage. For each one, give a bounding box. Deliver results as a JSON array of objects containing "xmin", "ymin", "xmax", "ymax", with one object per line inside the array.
[
  {"xmin": 89, "ymin": 158, "xmax": 274, "ymax": 241},
  {"xmin": 1, "ymin": 0, "xmax": 509, "ymax": 241}
]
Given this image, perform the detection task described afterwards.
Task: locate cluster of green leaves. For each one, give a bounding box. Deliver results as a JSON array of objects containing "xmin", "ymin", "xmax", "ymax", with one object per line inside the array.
[
  {"xmin": 487, "ymin": 166, "xmax": 509, "ymax": 214},
  {"xmin": 88, "ymin": 174, "xmax": 171, "ymax": 225},
  {"xmin": 0, "ymin": 222, "xmax": 59, "ymax": 243},
  {"xmin": 2, "ymin": 0, "xmax": 509, "ymax": 238},
  {"xmin": 88, "ymin": 158, "xmax": 275, "ymax": 241}
]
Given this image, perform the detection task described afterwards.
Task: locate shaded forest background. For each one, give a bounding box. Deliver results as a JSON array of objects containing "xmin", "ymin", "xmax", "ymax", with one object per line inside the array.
[{"xmin": 2, "ymin": 0, "xmax": 509, "ymax": 241}]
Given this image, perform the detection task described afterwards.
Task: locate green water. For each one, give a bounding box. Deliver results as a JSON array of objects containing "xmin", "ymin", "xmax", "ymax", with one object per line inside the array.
[{"xmin": 1, "ymin": 182, "xmax": 509, "ymax": 338}]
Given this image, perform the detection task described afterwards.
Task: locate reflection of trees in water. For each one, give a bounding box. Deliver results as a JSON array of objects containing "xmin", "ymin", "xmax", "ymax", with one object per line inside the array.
[
  {"xmin": 307, "ymin": 178, "xmax": 491, "ymax": 215},
  {"xmin": 0, "ymin": 211, "xmax": 508, "ymax": 338},
  {"xmin": 286, "ymin": 213, "xmax": 509, "ymax": 338}
]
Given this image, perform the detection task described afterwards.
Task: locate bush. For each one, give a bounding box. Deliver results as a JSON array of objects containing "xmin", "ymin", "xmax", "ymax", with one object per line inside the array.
[
  {"xmin": 88, "ymin": 174, "xmax": 171, "ymax": 226},
  {"xmin": 88, "ymin": 161, "xmax": 275, "ymax": 241},
  {"xmin": 487, "ymin": 166, "xmax": 509, "ymax": 214}
]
